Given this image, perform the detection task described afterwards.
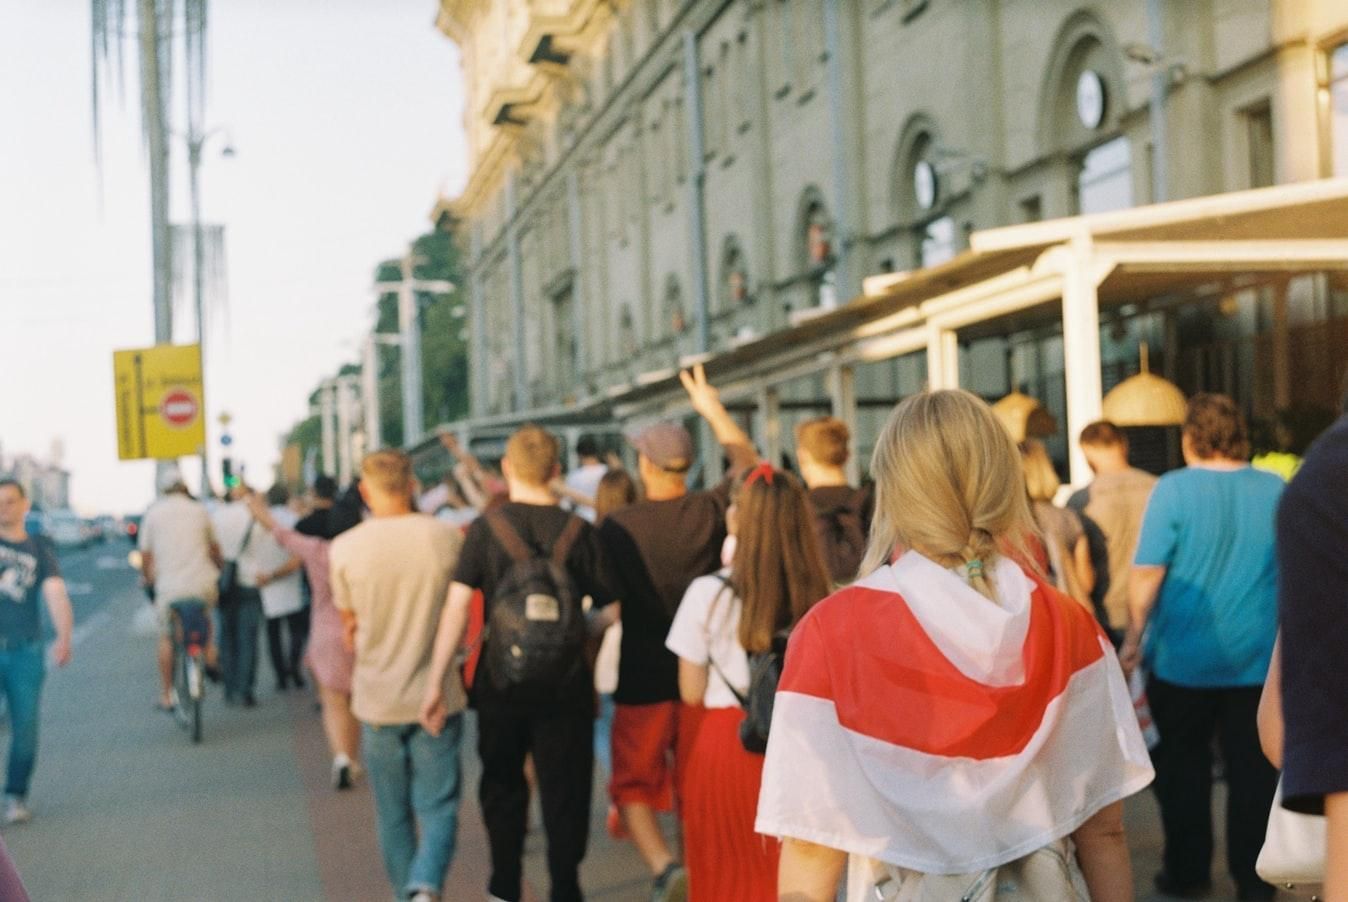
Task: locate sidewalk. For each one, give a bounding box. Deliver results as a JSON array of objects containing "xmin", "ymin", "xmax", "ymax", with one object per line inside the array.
[{"xmin": 0, "ymin": 567, "xmax": 649, "ymax": 901}]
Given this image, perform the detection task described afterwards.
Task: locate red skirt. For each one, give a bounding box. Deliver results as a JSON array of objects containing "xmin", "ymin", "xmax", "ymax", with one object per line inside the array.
[{"xmin": 676, "ymin": 704, "xmax": 779, "ymax": 902}]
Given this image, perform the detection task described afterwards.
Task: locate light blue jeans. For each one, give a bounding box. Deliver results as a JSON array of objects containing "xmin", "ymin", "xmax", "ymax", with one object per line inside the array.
[
  {"xmin": 0, "ymin": 642, "xmax": 46, "ymax": 798},
  {"xmin": 362, "ymin": 716, "xmax": 463, "ymax": 898}
]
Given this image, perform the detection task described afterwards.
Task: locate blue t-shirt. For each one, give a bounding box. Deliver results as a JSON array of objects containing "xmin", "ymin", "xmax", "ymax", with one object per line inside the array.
[
  {"xmin": 1134, "ymin": 465, "xmax": 1282, "ymax": 687},
  {"xmin": 0, "ymin": 535, "xmax": 61, "ymax": 643}
]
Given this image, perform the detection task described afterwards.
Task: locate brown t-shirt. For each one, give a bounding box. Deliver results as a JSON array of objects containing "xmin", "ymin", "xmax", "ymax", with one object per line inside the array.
[
  {"xmin": 1067, "ymin": 468, "xmax": 1157, "ymax": 630},
  {"xmin": 330, "ymin": 514, "xmax": 465, "ymax": 725},
  {"xmin": 598, "ymin": 485, "xmax": 730, "ymax": 705}
]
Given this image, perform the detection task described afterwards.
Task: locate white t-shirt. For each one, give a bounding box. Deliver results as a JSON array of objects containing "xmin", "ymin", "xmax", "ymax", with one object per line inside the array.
[
  {"xmin": 564, "ymin": 462, "xmax": 607, "ymax": 522},
  {"xmin": 255, "ymin": 506, "xmax": 304, "ymax": 619},
  {"xmin": 665, "ymin": 570, "xmax": 750, "ymax": 709},
  {"xmin": 211, "ymin": 501, "xmax": 269, "ymax": 589},
  {"xmin": 139, "ymin": 494, "xmax": 220, "ymax": 605}
]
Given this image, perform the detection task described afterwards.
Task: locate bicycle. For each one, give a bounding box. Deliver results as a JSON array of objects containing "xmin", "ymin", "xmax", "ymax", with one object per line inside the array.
[{"xmin": 168, "ymin": 600, "xmax": 210, "ymax": 744}]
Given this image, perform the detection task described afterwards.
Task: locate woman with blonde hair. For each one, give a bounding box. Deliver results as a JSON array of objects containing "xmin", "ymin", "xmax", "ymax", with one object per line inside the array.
[
  {"xmin": 756, "ymin": 389, "xmax": 1153, "ymax": 902},
  {"xmin": 666, "ymin": 463, "xmax": 831, "ymax": 901},
  {"xmin": 1020, "ymin": 438, "xmax": 1095, "ymax": 608}
]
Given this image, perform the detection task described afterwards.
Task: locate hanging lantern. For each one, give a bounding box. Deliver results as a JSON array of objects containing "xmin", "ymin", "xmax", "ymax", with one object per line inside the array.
[
  {"xmin": 1102, "ymin": 343, "xmax": 1187, "ymax": 426},
  {"xmin": 992, "ymin": 391, "xmax": 1059, "ymax": 443}
]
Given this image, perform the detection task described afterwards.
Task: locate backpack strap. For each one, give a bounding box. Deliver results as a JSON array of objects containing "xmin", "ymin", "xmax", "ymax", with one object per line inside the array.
[
  {"xmin": 550, "ymin": 515, "xmax": 586, "ymax": 568},
  {"xmin": 484, "ymin": 511, "xmax": 533, "ymax": 564}
]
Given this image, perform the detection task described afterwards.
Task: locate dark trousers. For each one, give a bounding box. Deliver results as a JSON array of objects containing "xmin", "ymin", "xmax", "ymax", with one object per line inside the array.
[
  {"xmin": 265, "ymin": 608, "xmax": 310, "ymax": 687},
  {"xmin": 477, "ymin": 706, "xmax": 594, "ymax": 902},
  {"xmin": 1147, "ymin": 676, "xmax": 1278, "ymax": 892},
  {"xmin": 219, "ymin": 590, "xmax": 262, "ymax": 699}
]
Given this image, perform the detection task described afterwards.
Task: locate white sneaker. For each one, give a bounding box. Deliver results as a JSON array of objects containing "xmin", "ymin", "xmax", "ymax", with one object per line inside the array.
[
  {"xmin": 409, "ymin": 892, "xmax": 436, "ymax": 902},
  {"xmin": 3, "ymin": 797, "xmax": 31, "ymax": 825},
  {"xmin": 331, "ymin": 754, "xmax": 353, "ymax": 790}
]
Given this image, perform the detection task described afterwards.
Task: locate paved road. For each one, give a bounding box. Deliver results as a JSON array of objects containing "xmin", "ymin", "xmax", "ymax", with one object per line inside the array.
[{"xmin": 0, "ymin": 544, "xmax": 1284, "ymax": 900}]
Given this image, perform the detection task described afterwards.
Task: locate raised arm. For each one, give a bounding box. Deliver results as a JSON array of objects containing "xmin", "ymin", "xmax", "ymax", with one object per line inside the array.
[{"xmin": 679, "ymin": 364, "xmax": 760, "ymax": 472}]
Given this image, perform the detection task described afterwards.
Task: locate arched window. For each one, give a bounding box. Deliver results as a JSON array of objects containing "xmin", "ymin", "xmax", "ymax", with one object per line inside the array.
[
  {"xmin": 721, "ymin": 237, "xmax": 750, "ymax": 308},
  {"xmin": 799, "ymin": 193, "xmax": 836, "ymax": 309},
  {"xmin": 664, "ymin": 276, "xmax": 688, "ymax": 337},
  {"xmin": 1037, "ymin": 14, "xmax": 1132, "ymax": 212}
]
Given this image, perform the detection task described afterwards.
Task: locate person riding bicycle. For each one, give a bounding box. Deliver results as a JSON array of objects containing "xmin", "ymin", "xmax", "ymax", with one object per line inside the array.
[{"xmin": 138, "ymin": 468, "xmax": 223, "ymax": 711}]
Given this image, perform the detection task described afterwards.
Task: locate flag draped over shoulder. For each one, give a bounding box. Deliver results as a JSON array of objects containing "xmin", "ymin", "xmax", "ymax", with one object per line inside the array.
[{"xmin": 755, "ymin": 552, "xmax": 1153, "ymax": 876}]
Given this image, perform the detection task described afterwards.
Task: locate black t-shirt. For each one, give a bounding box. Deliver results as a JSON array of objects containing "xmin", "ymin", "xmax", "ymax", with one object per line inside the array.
[
  {"xmin": 1278, "ymin": 415, "xmax": 1348, "ymax": 814},
  {"xmin": 598, "ymin": 485, "xmax": 730, "ymax": 705},
  {"xmin": 808, "ymin": 484, "xmax": 876, "ymax": 583},
  {"xmin": 295, "ymin": 507, "xmax": 333, "ymax": 539},
  {"xmin": 0, "ymin": 535, "xmax": 61, "ymax": 642},
  {"xmin": 453, "ymin": 502, "xmax": 614, "ymax": 712}
]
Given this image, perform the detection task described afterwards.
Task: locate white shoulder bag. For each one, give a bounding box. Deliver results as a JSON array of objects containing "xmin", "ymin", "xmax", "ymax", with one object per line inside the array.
[{"xmin": 1255, "ymin": 779, "xmax": 1325, "ymax": 899}]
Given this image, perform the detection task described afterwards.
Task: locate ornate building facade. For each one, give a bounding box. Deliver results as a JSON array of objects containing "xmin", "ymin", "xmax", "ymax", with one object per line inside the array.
[{"xmin": 434, "ymin": 0, "xmax": 1348, "ymax": 474}]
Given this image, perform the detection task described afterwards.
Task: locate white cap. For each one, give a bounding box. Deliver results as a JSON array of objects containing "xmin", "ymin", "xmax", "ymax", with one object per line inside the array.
[{"xmin": 157, "ymin": 465, "xmax": 187, "ymax": 494}]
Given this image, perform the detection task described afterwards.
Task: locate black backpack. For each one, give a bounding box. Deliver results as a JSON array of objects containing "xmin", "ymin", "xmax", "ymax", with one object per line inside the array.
[
  {"xmin": 815, "ymin": 492, "xmax": 868, "ymax": 585},
  {"xmin": 482, "ymin": 512, "xmax": 587, "ymax": 696},
  {"xmin": 708, "ymin": 577, "xmax": 790, "ymax": 755}
]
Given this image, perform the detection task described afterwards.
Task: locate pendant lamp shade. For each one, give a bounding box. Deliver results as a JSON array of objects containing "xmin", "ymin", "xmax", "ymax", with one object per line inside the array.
[
  {"xmin": 992, "ymin": 391, "xmax": 1059, "ymax": 443},
  {"xmin": 1102, "ymin": 343, "xmax": 1187, "ymax": 426}
]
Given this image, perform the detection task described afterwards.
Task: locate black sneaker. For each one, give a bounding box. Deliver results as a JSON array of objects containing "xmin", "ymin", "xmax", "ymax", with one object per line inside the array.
[
  {"xmin": 1154, "ymin": 871, "xmax": 1212, "ymax": 899},
  {"xmin": 651, "ymin": 863, "xmax": 687, "ymax": 902},
  {"xmin": 242, "ymin": 693, "xmax": 258, "ymax": 708},
  {"xmin": 204, "ymin": 665, "xmax": 222, "ymax": 685},
  {"xmin": 292, "ymin": 671, "xmax": 306, "ymax": 689}
]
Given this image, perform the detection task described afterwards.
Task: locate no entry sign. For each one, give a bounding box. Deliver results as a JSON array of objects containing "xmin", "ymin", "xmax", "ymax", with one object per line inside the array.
[
  {"xmin": 113, "ymin": 343, "xmax": 206, "ymax": 461},
  {"xmin": 160, "ymin": 390, "xmax": 200, "ymax": 427}
]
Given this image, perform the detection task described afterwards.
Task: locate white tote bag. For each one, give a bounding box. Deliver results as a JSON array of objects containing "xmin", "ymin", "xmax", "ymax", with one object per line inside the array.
[{"xmin": 1256, "ymin": 780, "xmax": 1326, "ymax": 897}]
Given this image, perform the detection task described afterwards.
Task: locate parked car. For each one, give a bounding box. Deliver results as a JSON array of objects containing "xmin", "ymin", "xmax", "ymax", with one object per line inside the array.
[{"xmin": 45, "ymin": 510, "xmax": 87, "ymax": 549}]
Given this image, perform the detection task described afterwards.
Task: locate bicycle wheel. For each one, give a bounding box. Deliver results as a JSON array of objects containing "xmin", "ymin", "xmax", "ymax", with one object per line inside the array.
[
  {"xmin": 173, "ymin": 646, "xmax": 192, "ymax": 731},
  {"xmin": 185, "ymin": 654, "xmax": 203, "ymax": 744}
]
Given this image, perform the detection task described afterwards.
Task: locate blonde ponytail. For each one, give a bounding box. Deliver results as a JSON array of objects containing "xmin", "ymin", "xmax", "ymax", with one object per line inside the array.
[{"xmin": 859, "ymin": 389, "xmax": 1037, "ymax": 602}]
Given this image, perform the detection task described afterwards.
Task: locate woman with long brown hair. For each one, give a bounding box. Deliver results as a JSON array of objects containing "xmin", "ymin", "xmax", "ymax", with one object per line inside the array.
[{"xmin": 665, "ymin": 462, "xmax": 832, "ymax": 901}]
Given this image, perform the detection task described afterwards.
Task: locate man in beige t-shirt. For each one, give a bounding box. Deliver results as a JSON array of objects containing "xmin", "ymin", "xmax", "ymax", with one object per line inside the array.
[
  {"xmin": 329, "ymin": 450, "xmax": 465, "ymax": 902},
  {"xmin": 1067, "ymin": 421, "xmax": 1158, "ymax": 638}
]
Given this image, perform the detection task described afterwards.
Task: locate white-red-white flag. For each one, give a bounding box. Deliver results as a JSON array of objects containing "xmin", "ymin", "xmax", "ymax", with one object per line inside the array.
[{"xmin": 756, "ymin": 552, "xmax": 1153, "ymax": 875}]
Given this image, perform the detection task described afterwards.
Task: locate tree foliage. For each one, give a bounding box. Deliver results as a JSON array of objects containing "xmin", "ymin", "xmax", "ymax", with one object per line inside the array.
[{"xmin": 283, "ymin": 228, "xmax": 468, "ymax": 478}]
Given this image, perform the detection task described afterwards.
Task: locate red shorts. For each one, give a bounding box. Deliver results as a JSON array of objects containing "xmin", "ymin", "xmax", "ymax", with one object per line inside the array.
[{"xmin": 610, "ymin": 701, "xmax": 680, "ymax": 810}]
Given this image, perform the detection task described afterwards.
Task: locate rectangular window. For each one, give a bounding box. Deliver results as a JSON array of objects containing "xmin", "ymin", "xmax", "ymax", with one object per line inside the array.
[
  {"xmin": 1077, "ymin": 136, "xmax": 1133, "ymax": 215},
  {"xmin": 1245, "ymin": 102, "xmax": 1275, "ymax": 188},
  {"xmin": 1019, "ymin": 195, "xmax": 1043, "ymax": 223},
  {"xmin": 1331, "ymin": 43, "xmax": 1348, "ymax": 177}
]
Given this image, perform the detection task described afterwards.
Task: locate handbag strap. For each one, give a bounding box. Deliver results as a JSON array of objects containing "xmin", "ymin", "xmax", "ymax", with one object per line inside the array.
[
  {"xmin": 235, "ymin": 517, "xmax": 256, "ymax": 560},
  {"xmin": 705, "ymin": 575, "xmax": 749, "ymax": 709}
]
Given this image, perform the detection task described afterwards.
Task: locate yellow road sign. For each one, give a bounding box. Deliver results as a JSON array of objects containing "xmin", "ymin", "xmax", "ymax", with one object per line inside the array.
[{"xmin": 113, "ymin": 344, "xmax": 206, "ymax": 461}]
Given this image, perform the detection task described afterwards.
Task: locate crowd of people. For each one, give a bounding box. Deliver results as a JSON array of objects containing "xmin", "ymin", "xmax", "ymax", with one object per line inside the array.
[{"xmin": 8, "ymin": 362, "xmax": 1340, "ymax": 902}]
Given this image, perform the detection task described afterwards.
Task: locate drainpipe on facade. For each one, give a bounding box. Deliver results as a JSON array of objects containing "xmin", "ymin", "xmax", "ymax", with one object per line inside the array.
[
  {"xmin": 566, "ymin": 168, "xmax": 587, "ymax": 380},
  {"xmin": 469, "ymin": 224, "xmax": 488, "ymax": 419},
  {"xmin": 506, "ymin": 170, "xmax": 529, "ymax": 411},
  {"xmin": 683, "ymin": 29, "xmax": 712, "ymax": 357},
  {"xmin": 824, "ymin": 0, "xmax": 854, "ymax": 302},
  {"xmin": 1146, "ymin": 0, "xmax": 1169, "ymax": 203}
]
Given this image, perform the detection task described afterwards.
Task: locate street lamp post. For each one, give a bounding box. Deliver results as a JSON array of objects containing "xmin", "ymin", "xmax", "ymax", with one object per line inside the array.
[
  {"xmin": 372, "ymin": 249, "xmax": 453, "ymax": 447},
  {"xmin": 183, "ymin": 126, "xmax": 234, "ymax": 497},
  {"xmin": 362, "ymin": 333, "xmax": 400, "ymax": 452}
]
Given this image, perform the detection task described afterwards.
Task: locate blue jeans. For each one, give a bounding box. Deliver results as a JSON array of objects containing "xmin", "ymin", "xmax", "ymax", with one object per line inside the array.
[
  {"xmin": 363, "ymin": 716, "xmax": 463, "ymax": 897},
  {"xmin": 0, "ymin": 642, "xmax": 46, "ymax": 798},
  {"xmin": 219, "ymin": 591, "xmax": 262, "ymax": 699}
]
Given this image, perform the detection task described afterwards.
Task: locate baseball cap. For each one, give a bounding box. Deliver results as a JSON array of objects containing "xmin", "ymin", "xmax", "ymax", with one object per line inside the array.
[
  {"xmin": 627, "ymin": 422, "xmax": 694, "ymax": 473},
  {"xmin": 157, "ymin": 465, "xmax": 186, "ymax": 494}
]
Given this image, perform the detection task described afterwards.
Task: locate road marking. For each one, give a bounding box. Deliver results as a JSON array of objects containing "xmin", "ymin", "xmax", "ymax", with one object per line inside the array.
[
  {"xmin": 66, "ymin": 582, "xmax": 95, "ymax": 596},
  {"xmin": 96, "ymin": 556, "xmax": 128, "ymax": 570},
  {"xmin": 131, "ymin": 605, "xmax": 160, "ymax": 637}
]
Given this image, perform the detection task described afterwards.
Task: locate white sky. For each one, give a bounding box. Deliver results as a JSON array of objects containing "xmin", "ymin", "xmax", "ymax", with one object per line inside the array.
[{"xmin": 0, "ymin": 0, "xmax": 466, "ymax": 515}]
